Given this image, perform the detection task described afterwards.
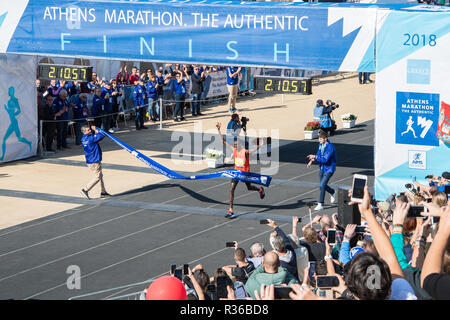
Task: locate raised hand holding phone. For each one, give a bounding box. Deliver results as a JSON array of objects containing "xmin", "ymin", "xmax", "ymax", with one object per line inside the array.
[{"xmin": 351, "ymin": 174, "xmax": 368, "ymax": 203}]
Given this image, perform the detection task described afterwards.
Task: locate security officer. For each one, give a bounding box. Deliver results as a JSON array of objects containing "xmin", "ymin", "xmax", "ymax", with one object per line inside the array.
[
  {"xmin": 101, "ymin": 82, "xmax": 114, "ymax": 133},
  {"xmin": 52, "ymin": 89, "xmax": 70, "ymax": 150},
  {"xmin": 133, "ymin": 79, "xmax": 147, "ymax": 130},
  {"xmin": 313, "ymin": 99, "xmax": 333, "ymax": 133}
]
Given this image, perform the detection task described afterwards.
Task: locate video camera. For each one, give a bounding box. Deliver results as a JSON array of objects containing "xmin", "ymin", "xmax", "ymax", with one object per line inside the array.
[
  {"xmin": 326, "ymin": 100, "xmax": 339, "ymax": 110},
  {"xmin": 241, "ymin": 116, "xmax": 249, "ymax": 132}
]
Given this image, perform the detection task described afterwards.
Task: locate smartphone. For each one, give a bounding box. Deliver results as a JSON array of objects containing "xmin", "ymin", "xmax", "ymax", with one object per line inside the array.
[
  {"xmin": 327, "ymin": 229, "xmax": 336, "ymax": 245},
  {"xmin": 355, "ymin": 225, "xmax": 366, "ymax": 234},
  {"xmin": 259, "ymin": 219, "xmax": 269, "ymax": 224},
  {"xmin": 170, "ymin": 264, "xmax": 176, "ymax": 275},
  {"xmin": 174, "ymin": 269, "xmax": 182, "ymax": 280},
  {"xmin": 273, "ymin": 286, "xmax": 293, "ymax": 299},
  {"xmin": 216, "ymin": 276, "xmax": 229, "ymax": 299},
  {"xmin": 351, "ymin": 174, "xmax": 368, "ymax": 203},
  {"xmin": 426, "ymin": 198, "xmax": 432, "ymax": 203},
  {"xmin": 408, "ymin": 205, "xmax": 427, "ymax": 218},
  {"xmin": 225, "ymin": 242, "xmax": 235, "ymax": 248},
  {"xmin": 316, "ymin": 275, "xmax": 339, "ymax": 288},
  {"xmin": 183, "ymin": 264, "xmax": 189, "ymax": 275},
  {"xmin": 308, "ymin": 261, "xmax": 316, "ymax": 282},
  {"xmin": 431, "ymin": 216, "xmax": 440, "ymax": 224}
]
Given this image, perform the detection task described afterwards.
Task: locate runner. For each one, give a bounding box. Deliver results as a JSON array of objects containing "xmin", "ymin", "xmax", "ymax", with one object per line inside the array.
[{"xmin": 216, "ymin": 122, "xmax": 265, "ymax": 219}]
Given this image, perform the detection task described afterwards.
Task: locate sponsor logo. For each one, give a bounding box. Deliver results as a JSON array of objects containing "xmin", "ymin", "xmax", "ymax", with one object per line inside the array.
[
  {"xmin": 396, "ymin": 92, "xmax": 440, "ymax": 147},
  {"xmin": 407, "ymin": 59, "xmax": 430, "ymax": 85},
  {"xmin": 408, "ymin": 150, "xmax": 426, "ymax": 169}
]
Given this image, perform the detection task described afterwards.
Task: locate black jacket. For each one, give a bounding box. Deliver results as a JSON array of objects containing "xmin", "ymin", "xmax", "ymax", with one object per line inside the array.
[{"xmin": 191, "ymin": 72, "xmax": 205, "ymax": 95}]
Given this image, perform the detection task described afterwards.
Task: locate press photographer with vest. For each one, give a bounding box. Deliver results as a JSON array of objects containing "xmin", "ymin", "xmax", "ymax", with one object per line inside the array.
[
  {"xmin": 216, "ymin": 122, "xmax": 265, "ymax": 219},
  {"xmin": 313, "ymin": 99, "xmax": 338, "ymax": 135}
]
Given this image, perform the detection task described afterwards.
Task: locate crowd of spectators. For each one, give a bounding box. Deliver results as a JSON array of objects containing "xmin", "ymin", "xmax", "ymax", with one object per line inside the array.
[
  {"xmin": 36, "ymin": 63, "xmax": 234, "ymax": 151},
  {"xmin": 145, "ymin": 171, "xmax": 450, "ymax": 300}
]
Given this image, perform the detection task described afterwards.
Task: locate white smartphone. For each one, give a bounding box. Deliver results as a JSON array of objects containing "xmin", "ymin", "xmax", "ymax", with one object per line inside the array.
[{"xmin": 351, "ymin": 174, "xmax": 368, "ymax": 203}]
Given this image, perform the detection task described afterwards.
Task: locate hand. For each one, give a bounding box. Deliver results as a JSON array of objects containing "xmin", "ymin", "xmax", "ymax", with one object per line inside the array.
[
  {"xmin": 344, "ymin": 224, "xmax": 356, "ymax": 240},
  {"xmin": 324, "ymin": 237, "xmax": 331, "ymax": 255},
  {"xmin": 270, "ymin": 231, "xmax": 277, "ymax": 238},
  {"xmin": 307, "ymin": 160, "xmax": 313, "ymax": 168},
  {"xmin": 331, "ymin": 274, "xmax": 348, "ymax": 296},
  {"xmin": 192, "ymin": 264, "xmax": 203, "ymax": 273},
  {"xmin": 233, "ymin": 241, "xmax": 238, "ymax": 250},
  {"xmin": 216, "ymin": 122, "xmax": 221, "ymax": 131},
  {"xmin": 267, "ymin": 219, "xmax": 277, "ymax": 229},
  {"xmin": 332, "ymin": 213, "xmax": 339, "ymax": 226},
  {"xmin": 254, "ymin": 284, "xmax": 275, "ymax": 300},
  {"xmin": 307, "ymin": 154, "xmax": 316, "ymax": 160},
  {"xmin": 437, "ymin": 206, "xmax": 450, "ymax": 236},
  {"xmin": 392, "ymin": 201, "xmax": 410, "ymax": 226},
  {"xmin": 289, "ymin": 284, "xmax": 319, "ymax": 300},
  {"xmin": 418, "ymin": 217, "xmax": 432, "ymax": 240},
  {"xmin": 302, "ymin": 266, "xmax": 310, "ymax": 286},
  {"xmin": 348, "ymin": 186, "xmax": 372, "ymax": 219},
  {"xmin": 292, "ymin": 216, "xmax": 299, "ymax": 227},
  {"xmin": 312, "ymin": 215, "xmax": 322, "ymax": 224},
  {"xmin": 420, "ymin": 201, "xmax": 446, "ymax": 217}
]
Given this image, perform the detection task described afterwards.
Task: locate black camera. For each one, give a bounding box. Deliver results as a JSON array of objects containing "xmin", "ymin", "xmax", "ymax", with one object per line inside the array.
[
  {"xmin": 241, "ymin": 117, "xmax": 249, "ymax": 131},
  {"xmin": 405, "ymin": 183, "xmax": 413, "ymax": 189}
]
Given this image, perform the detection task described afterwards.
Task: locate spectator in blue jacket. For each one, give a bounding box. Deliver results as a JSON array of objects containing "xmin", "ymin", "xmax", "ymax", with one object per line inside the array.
[
  {"xmin": 146, "ymin": 74, "xmax": 159, "ymax": 121},
  {"xmin": 72, "ymin": 94, "xmax": 89, "ymax": 145},
  {"xmin": 133, "ymin": 79, "xmax": 147, "ymax": 130},
  {"xmin": 101, "ymin": 82, "xmax": 114, "ymax": 133},
  {"xmin": 92, "ymin": 88, "xmax": 105, "ymax": 129},
  {"xmin": 80, "ymin": 125, "xmax": 111, "ymax": 200},
  {"xmin": 173, "ymin": 69, "xmax": 188, "ymax": 122},
  {"xmin": 307, "ymin": 130, "xmax": 337, "ymax": 211},
  {"xmin": 52, "ymin": 89, "xmax": 70, "ymax": 150}
]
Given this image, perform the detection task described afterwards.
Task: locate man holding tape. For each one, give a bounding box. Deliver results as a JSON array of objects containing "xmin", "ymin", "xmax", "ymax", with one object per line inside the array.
[{"xmin": 80, "ymin": 125, "xmax": 111, "ymax": 200}]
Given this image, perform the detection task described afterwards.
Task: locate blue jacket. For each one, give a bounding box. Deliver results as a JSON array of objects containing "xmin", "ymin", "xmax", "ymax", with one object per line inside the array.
[
  {"xmin": 146, "ymin": 81, "xmax": 158, "ymax": 99},
  {"xmin": 226, "ymin": 67, "xmax": 239, "ymax": 85},
  {"xmin": 81, "ymin": 131, "xmax": 104, "ymax": 164},
  {"xmin": 72, "ymin": 98, "xmax": 89, "ymax": 123},
  {"xmin": 173, "ymin": 80, "xmax": 186, "ymax": 96},
  {"xmin": 313, "ymin": 106, "xmax": 332, "ymax": 128},
  {"xmin": 52, "ymin": 96, "xmax": 70, "ymax": 120},
  {"xmin": 91, "ymin": 94, "xmax": 105, "ymax": 117},
  {"xmin": 315, "ymin": 142, "xmax": 336, "ymax": 174},
  {"xmin": 133, "ymin": 84, "xmax": 145, "ymax": 107},
  {"xmin": 101, "ymin": 87, "xmax": 113, "ymax": 112}
]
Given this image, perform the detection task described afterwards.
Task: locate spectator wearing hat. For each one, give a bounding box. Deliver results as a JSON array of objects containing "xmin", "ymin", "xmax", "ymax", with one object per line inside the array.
[
  {"xmin": 307, "ymin": 130, "xmax": 337, "ymax": 211},
  {"xmin": 244, "ymin": 251, "xmax": 299, "ymax": 299}
]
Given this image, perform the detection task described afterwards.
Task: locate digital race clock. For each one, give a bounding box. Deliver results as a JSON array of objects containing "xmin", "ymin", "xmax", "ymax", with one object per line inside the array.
[
  {"xmin": 253, "ymin": 76, "xmax": 312, "ymax": 95},
  {"xmin": 38, "ymin": 64, "xmax": 93, "ymax": 82}
]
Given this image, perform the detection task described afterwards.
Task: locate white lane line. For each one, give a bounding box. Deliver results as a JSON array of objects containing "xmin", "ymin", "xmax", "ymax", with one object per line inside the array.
[
  {"xmin": 24, "ymin": 218, "xmax": 239, "ymax": 300},
  {"xmin": 0, "ymin": 214, "xmax": 191, "ymax": 283}
]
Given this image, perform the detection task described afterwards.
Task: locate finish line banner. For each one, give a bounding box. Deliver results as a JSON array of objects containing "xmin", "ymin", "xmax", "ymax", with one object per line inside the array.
[
  {"xmin": 99, "ymin": 129, "xmax": 272, "ymax": 187},
  {"xmin": 1, "ymin": 0, "xmax": 379, "ymax": 71}
]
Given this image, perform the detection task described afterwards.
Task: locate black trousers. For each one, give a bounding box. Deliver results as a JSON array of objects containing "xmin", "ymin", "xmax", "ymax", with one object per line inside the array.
[
  {"xmin": 56, "ymin": 121, "xmax": 68, "ymax": 148},
  {"xmin": 43, "ymin": 122, "xmax": 56, "ymax": 150}
]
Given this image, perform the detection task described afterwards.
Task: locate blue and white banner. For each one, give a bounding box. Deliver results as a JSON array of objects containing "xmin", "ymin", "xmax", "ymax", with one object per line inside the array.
[
  {"xmin": 0, "ymin": 0, "xmax": 380, "ymax": 71},
  {"xmin": 374, "ymin": 10, "xmax": 450, "ymax": 200},
  {"xmin": 99, "ymin": 129, "xmax": 272, "ymax": 187}
]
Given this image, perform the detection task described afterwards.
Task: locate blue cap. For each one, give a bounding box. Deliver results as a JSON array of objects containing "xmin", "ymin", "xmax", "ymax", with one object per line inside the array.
[{"xmin": 349, "ymin": 247, "xmax": 365, "ymax": 260}]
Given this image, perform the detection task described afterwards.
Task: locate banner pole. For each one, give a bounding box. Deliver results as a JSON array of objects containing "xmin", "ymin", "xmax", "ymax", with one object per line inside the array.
[
  {"xmin": 159, "ymin": 98, "xmax": 163, "ymax": 130},
  {"xmin": 281, "ymin": 94, "xmax": 284, "ymax": 105}
]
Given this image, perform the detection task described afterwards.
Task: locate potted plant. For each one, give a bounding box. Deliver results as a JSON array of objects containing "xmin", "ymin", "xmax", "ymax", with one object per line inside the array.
[
  {"xmin": 205, "ymin": 148, "xmax": 224, "ymax": 168},
  {"xmin": 341, "ymin": 113, "xmax": 357, "ymax": 128},
  {"xmin": 304, "ymin": 121, "xmax": 321, "ymax": 139}
]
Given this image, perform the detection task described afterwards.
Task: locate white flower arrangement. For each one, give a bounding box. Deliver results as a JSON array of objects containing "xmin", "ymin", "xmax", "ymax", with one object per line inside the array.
[
  {"xmin": 205, "ymin": 148, "xmax": 223, "ymax": 160},
  {"xmin": 341, "ymin": 113, "xmax": 357, "ymax": 121}
]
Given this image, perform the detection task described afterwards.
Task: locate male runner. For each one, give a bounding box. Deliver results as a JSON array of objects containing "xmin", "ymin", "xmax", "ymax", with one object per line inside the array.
[{"xmin": 216, "ymin": 122, "xmax": 265, "ymax": 218}]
